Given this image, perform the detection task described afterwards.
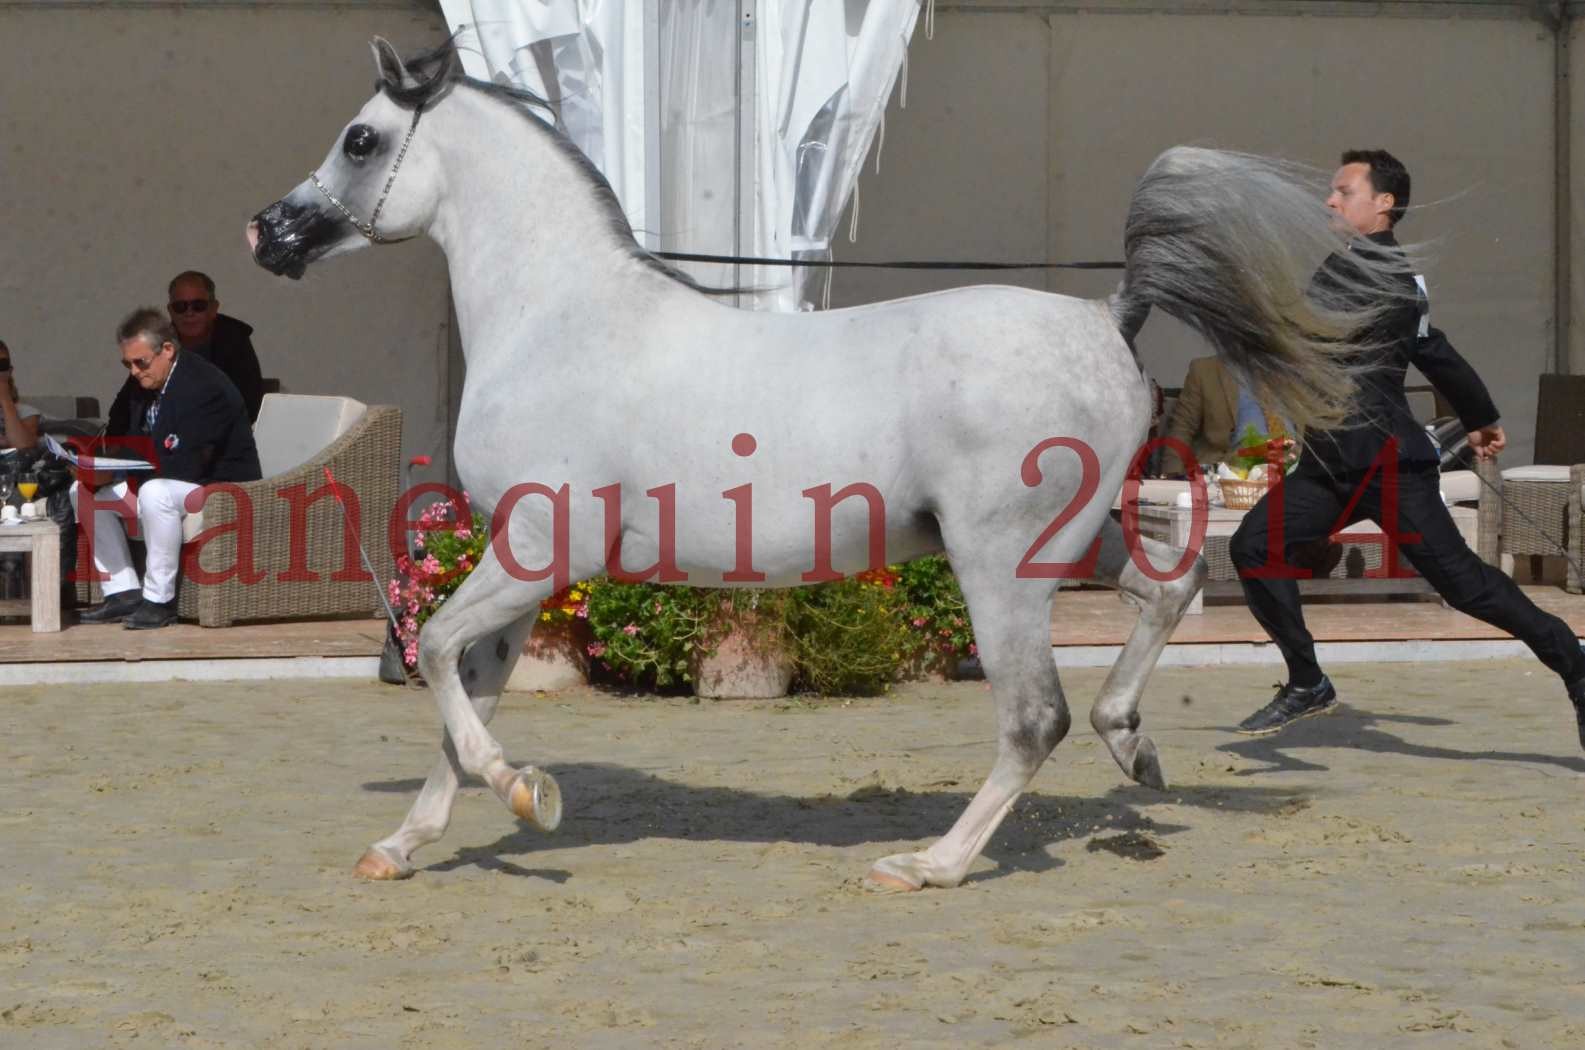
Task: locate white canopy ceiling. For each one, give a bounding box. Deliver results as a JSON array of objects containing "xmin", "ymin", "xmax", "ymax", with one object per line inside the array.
[{"xmin": 436, "ymin": 0, "xmax": 925, "ymax": 310}]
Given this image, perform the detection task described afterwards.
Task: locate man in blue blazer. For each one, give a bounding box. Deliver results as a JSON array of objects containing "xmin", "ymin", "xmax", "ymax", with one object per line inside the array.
[{"xmin": 76, "ymin": 308, "xmax": 261, "ymax": 629}]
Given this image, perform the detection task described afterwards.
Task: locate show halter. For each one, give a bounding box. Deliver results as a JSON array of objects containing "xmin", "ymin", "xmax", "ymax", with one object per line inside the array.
[{"xmin": 310, "ymin": 104, "xmax": 425, "ymax": 244}]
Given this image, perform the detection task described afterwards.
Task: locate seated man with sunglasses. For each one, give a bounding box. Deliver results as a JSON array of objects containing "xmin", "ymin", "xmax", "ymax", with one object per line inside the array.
[
  {"xmin": 75, "ymin": 308, "xmax": 261, "ymax": 629},
  {"xmin": 166, "ymin": 270, "xmax": 265, "ymax": 423}
]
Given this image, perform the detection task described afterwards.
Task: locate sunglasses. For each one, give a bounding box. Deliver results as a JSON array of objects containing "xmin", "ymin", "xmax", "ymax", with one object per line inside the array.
[
  {"xmin": 123, "ymin": 351, "xmax": 167, "ymax": 372},
  {"xmin": 168, "ymin": 298, "xmax": 212, "ymax": 315}
]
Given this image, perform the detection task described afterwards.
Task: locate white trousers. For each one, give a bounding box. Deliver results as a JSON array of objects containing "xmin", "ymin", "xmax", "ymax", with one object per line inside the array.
[{"xmin": 72, "ymin": 478, "xmax": 201, "ymax": 604}]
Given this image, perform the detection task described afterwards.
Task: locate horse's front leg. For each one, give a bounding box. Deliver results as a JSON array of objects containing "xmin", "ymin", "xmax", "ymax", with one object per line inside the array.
[
  {"xmin": 415, "ymin": 552, "xmax": 567, "ymax": 829},
  {"xmin": 867, "ymin": 561, "xmax": 1068, "ymax": 891},
  {"xmin": 354, "ymin": 614, "xmax": 538, "ymax": 880},
  {"xmin": 1086, "ymin": 515, "xmax": 1205, "ymax": 789}
]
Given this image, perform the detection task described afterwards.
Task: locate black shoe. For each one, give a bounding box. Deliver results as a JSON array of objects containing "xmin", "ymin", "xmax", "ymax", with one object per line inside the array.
[
  {"xmin": 1566, "ymin": 674, "xmax": 1585, "ymax": 751},
  {"xmin": 122, "ymin": 599, "xmax": 178, "ymax": 630},
  {"xmin": 76, "ymin": 590, "xmax": 143, "ymax": 624},
  {"xmin": 1235, "ymin": 677, "xmax": 1339, "ymax": 736}
]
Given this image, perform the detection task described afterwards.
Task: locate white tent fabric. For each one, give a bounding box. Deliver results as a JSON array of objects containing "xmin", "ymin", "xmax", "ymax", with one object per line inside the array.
[
  {"xmin": 438, "ymin": 0, "xmax": 654, "ymax": 243},
  {"xmin": 754, "ymin": 1, "xmax": 922, "ymax": 310},
  {"xmin": 436, "ymin": 0, "xmax": 923, "ymax": 311}
]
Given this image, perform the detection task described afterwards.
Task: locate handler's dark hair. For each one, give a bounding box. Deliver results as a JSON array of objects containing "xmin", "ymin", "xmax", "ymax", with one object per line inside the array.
[
  {"xmin": 1341, "ymin": 148, "xmax": 1410, "ymax": 228},
  {"xmin": 115, "ymin": 307, "xmax": 179, "ymax": 350},
  {"xmin": 168, "ymin": 270, "xmax": 217, "ymax": 300}
]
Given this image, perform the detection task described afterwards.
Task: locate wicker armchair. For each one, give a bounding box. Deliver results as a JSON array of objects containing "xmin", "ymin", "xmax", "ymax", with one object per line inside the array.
[
  {"xmin": 1475, "ymin": 457, "xmax": 1578, "ymax": 592},
  {"xmin": 1571, "ymin": 464, "xmax": 1585, "ymax": 594},
  {"xmin": 78, "ymin": 401, "xmax": 402, "ymax": 626},
  {"xmin": 178, "ymin": 404, "xmax": 402, "ymax": 625}
]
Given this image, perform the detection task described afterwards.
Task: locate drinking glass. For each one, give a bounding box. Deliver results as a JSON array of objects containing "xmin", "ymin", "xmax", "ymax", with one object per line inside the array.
[{"xmin": 16, "ymin": 472, "xmax": 38, "ymax": 503}]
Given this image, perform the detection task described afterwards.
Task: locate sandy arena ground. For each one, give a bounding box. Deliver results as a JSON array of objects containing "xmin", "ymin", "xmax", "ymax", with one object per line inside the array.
[{"xmin": 3, "ymin": 660, "xmax": 1584, "ymax": 1049}]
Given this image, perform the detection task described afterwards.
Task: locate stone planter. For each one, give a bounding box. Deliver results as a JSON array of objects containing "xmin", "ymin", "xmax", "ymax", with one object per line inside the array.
[
  {"xmin": 505, "ymin": 617, "xmax": 592, "ymax": 693},
  {"xmin": 693, "ymin": 614, "xmax": 795, "ymax": 699}
]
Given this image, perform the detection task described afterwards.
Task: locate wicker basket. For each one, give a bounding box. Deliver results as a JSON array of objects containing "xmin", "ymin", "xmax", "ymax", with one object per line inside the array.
[{"xmin": 1218, "ymin": 477, "xmax": 1271, "ymax": 510}]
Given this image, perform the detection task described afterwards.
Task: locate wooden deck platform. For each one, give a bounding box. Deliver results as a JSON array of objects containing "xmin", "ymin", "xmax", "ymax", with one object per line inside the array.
[{"xmin": 0, "ymin": 586, "xmax": 1580, "ymax": 675}]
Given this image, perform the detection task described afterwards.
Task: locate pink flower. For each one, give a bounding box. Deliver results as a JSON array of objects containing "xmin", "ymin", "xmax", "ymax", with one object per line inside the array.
[
  {"xmin": 420, "ymin": 554, "xmax": 442, "ymax": 576},
  {"xmin": 455, "ymin": 528, "xmax": 473, "ymax": 541},
  {"xmin": 968, "ymin": 643, "xmax": 978, "ymax": 656},
  {"xmin": 912, "ymin": 617, "xmax": 927, "ymax": 628},
  {"xmin": 587, "ymin": 641, "xmax": 607, "ymax": 657},
  {"xmin": 576, "ymin": 607, "xmax": 589, "ymax": 619},
  {"xmin": 623, "ymin": 623, "xmax": 639, "ymax": 636}
]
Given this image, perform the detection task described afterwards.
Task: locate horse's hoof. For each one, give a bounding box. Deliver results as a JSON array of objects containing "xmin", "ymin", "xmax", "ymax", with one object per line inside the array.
[
  {"xmin": 865, "ymin": 853, "xmax": 927, "ymax": 893},
  {"xmin": 353, "ymin": 846, "xmax": 413, "ymax": 881},
  {"xmin": 1131, "ymin": 736, "xmax": 1168, "ymax": 791},
  {"xmin": 509, "ymin": 767, "xmax": 563, "ymax": 832}
]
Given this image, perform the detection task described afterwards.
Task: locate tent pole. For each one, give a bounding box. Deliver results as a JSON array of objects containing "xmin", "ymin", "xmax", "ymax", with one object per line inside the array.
[{"xmin": 1554, "ymin": 2, "xmax": 1573, "ymax": 374}]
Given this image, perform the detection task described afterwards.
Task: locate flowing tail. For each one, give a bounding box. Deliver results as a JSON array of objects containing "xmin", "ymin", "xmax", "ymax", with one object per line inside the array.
[{"xmin": 1111, "ymin": 146, "xmax": 1415, "ymax": 433}]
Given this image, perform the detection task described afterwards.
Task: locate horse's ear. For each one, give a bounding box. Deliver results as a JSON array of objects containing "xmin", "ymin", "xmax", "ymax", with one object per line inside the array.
[{"xmin": 370, "ymin": 36, "xmax": 410, "ymax": 88}]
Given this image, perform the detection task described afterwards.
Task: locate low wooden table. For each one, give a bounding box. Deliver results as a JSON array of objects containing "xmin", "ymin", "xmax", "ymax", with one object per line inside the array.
[
  {"xmin": 0, "ymin": 519, "xmax": 62, "ymax": 632},
  {"xmin": 1128, "ymin": 500, "xmax": 1478, "ymax": 614}
]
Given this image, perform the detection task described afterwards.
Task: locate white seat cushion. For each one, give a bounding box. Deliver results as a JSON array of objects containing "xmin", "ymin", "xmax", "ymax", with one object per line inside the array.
[
  {"xmin": 1501, "ymin": 465, "xmax": 1570, "ymax": 483},
  {"xmin": 252, "ymin": 394, "xmax": 367, "ymax": 479},
  {"xmin": 1439, "ymin": 469, "xmax": 1481, "ymax": 504},
  {"xmin": 181, "ymin": 512, "xmax": 203, "ymax": 543},
  {"xmin": 1112, "ymin": 478, "xmax": 1191, "ymax": 509}
]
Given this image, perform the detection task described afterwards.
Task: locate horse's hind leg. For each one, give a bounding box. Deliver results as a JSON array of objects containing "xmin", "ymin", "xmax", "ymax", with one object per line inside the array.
[
  {"xmin": 354, "ymin": 613, "xmax": 538, "ymax": 880},
  {"xmin": 868, "ymin": 561, "xmax": 1069, "ymax": 892},
  {"xmin": 1087, "ymin": 514, "xmax": 1206, "ymax": 790}
]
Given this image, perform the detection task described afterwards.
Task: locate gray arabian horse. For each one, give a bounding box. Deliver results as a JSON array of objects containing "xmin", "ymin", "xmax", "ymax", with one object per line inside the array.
[{"xmin": 249, "ymin": 41, "xmax": 1402, "ymax": 890}]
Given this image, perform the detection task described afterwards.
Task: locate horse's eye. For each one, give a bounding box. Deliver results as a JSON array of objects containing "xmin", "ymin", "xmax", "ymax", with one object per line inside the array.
[{"xmin": 344, "ymin": 125, "xmax": 380, "ymax": 160}]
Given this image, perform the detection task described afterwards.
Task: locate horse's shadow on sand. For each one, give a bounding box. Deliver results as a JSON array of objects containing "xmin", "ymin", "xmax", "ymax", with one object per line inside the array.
[
  {"xmin": 1213, "ymin": 704, "xmax": 1585, "ymax": 776},
  {"xmin": 362, "ymin": 765, "xmax": 1306, "ymax": 882}
]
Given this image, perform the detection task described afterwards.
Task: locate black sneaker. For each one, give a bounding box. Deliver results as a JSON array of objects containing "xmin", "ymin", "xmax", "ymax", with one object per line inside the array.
[
  {"xmin": 122, "ymin": 599, "xmax": 178, "ymax": 631},
  {"xmin": 76, "ymin": 589, "xmax": 143, "ymax": 624},
  {"xmin": 1235, "ymin": 677, "xmax": 1339, "ymax": 736}
]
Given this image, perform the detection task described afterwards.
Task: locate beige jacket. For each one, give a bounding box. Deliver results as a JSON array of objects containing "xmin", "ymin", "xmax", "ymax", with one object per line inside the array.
[{"xmin": 1161, "ymin": 356, "xmax": 1238, "ymax": 476}]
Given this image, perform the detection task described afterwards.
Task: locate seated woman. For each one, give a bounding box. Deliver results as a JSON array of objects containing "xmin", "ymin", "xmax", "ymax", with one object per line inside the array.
[{"xmin": 0, "ymin": 338, "xmax": 41, "ymax": 451}]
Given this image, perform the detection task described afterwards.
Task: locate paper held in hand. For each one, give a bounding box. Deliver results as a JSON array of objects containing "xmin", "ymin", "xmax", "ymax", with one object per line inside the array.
[{"xmin": 43, "ymin": 433, "xmax": 155, "ymax": 471}]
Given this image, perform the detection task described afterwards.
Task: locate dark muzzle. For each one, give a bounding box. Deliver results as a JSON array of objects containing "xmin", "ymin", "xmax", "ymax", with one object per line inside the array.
[{"xmin": 249, "ymin": 200, "xmax": 342, "ymax": 280}]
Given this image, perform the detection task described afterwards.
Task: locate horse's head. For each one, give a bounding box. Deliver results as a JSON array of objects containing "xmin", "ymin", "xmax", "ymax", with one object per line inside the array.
[{"xmin": 248, "ymin": 39, "xmax": 456, "ymax": 279}]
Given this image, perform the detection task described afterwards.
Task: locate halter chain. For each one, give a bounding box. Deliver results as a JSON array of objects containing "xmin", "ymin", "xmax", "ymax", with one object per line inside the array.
[{"xmin": 310, "ymin": 104, "xmax": 424, "ymax": 244}]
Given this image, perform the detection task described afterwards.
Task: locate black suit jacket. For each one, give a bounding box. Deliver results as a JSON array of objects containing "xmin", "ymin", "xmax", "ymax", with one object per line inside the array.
[
  {"xmin": 1299, "ymin": 231, "xmax": 1499, "ymax": 475},
  {"xmin": 107, "ymin": 351, "xmax": 262, "ymax": 484},
  {"xmin": 186, "ymin": 314, "xmax": 265, "ymax": 423}
]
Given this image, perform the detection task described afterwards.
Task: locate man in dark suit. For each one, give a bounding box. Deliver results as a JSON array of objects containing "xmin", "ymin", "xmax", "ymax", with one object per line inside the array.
[
  {"xmin": 167, "ymin": 270, "xmax": 266, "ymax": 423},
  {"xmin": 1229, "ymin": 149, "xmax": 1585, "ymax": 742},
  {"xmin": 76, "ymin": 308, "xmax": 262, "ymax": 629}
]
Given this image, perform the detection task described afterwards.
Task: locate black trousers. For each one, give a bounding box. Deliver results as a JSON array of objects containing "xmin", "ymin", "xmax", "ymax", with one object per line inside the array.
[{"xmin": 1229, "ymin": 462, "xmax": 1585, "ymax": 687}]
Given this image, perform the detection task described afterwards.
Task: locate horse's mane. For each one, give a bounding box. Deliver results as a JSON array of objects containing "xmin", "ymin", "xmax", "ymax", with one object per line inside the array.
[{"xmin": 376, "ymin": 40, "xmax": 736, "ymax": 297}]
